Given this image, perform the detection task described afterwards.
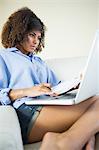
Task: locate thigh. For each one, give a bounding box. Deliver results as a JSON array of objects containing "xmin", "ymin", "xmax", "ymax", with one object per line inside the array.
[{"xmin": 28, "ymin": 96, "xmax": 97, "ymax": 143}]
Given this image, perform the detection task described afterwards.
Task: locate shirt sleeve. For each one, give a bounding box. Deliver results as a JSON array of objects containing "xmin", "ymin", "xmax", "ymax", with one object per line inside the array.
[
  {"xmin": 40, "ymin": 58, "xmax": 61, "ymax": 86},
  {"xmin": 0, "ymin": 55, "xmax": 11, "ymax": 105},
  {"xmin": 46, "ymin": 65, "xmax": 61, "ymax": 86}
]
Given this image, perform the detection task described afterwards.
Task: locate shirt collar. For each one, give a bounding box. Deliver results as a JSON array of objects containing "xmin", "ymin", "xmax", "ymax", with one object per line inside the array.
[
  {"xmin": 6, "ymin": 47, "xmax": 19, "ymax": 52},
  {"xmin": 7, "ymin": 47, "xmax": 34, "ymax": 60}
]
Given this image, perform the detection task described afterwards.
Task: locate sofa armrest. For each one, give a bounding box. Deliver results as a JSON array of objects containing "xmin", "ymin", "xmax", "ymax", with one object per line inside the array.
[{"xmin": 0, "ymin": 106, "xmax": 23, "ymax": 150}]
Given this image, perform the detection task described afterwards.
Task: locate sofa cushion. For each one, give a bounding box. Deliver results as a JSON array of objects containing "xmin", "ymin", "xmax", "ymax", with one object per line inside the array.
[
  {"xmin": 46, "ymin": 56, "xmax": 87, "ymax": 81},
  {"xmin": 0, "ymin": 106, "xmax": 23, "ymax": 150},
  {"xmin": 24, "ymin": 142, "xmax": 41, "ymax": 150}
]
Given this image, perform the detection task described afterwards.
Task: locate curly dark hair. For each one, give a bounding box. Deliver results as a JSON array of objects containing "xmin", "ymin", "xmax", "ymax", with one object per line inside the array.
[{"xmin": 1, "ymin": 7, "xmax": 46, "ymax": 53}]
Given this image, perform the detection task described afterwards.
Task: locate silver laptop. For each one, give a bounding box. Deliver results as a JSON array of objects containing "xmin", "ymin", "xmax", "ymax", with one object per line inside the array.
[{"xmin": 25, "ymin": 30, "xmax": 99, "ymax": 105}]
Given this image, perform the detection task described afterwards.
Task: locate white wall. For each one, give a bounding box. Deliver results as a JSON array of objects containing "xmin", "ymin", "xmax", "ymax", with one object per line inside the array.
[
  {"xmin": 97, "ymin": 0, "xmax": 99, "ymax": 28},
  {"xmin": 0, "ymin": 0, "xmax": 97, "ymax": 59}
]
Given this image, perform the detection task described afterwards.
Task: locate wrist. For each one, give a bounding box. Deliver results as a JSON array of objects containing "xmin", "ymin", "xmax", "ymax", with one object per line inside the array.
[
  {"xmin": 24, "ymin": 88, "xmax": 31, "ymax": 97},
  {"xmin": 9, "ymin": 88, "xmax": 29, "ymax": 101}
]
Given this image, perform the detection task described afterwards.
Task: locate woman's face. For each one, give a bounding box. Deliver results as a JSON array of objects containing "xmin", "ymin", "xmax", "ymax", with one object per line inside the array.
[{"xmin": 19, "ymin": 30, "xmax": 41, "ymax": 54}]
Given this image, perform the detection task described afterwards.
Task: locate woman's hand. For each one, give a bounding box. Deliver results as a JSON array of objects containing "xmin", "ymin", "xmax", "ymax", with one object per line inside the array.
[
  {"xmin": 84, "ymin": 135, "xmax": 95, "ymax": 150},
  {"xmin": 9, "ymin": 83, "xmax": 54, "ymax": 101},
  {"xmin": 26, "ymin": 83, "xmax": 53, "ymax": 97}
]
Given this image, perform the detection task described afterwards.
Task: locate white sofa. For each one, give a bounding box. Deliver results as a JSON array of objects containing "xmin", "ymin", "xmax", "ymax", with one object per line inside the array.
[{"xmin": 0, "ymin": 56, "xmax": 99, "ymax": 150}]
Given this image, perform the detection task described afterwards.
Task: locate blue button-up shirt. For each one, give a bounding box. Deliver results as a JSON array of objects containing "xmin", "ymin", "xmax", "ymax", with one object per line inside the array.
[{"xmin": 0, "ymin": 47, "xmax": 60, "ymax": 108}]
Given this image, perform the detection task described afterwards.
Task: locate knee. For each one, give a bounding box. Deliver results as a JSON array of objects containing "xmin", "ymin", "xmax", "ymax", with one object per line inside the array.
[
  {"xmin": 87, "ymin": 95, "xmax": 99, "ymax": 106},
  {"xmin": 93, "ymin": 97, "xmax": 99, "ymax": 106},
  {"xmin": 93, "ymin": 95, "xmax": 99, "ymax": 101},
  {"xmin": 43, "ymin": 132, "xmax": 59, "ymax": 141},
  {"xmin": 40, "ymin": 132, "xmax": 62, "ymax": 150},
  {"xmin": 89, "ymin": 95, "xmax": 99, "ymax": 103},
  {"xmin": 43, "ymin": 132, "xmax": 53, "ymax": 140},
  {"xmin": 90, "ymin": 97, "xmax": 99, "ymax": 112}
]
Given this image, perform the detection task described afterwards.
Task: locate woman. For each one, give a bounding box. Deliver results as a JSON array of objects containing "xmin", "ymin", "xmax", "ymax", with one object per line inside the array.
[{"xmin": 0, "ymin": 7, "xmax": 98, "ymax": 149}]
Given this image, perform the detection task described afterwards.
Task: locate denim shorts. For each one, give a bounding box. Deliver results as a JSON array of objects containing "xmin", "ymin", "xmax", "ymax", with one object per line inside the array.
[{"xmin": 16, "ymin": 103, "xmax": 43, "ymax": 144}]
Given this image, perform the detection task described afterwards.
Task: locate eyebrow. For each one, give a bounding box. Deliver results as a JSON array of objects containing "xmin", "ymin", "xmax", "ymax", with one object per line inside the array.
[{"xmin": 30, "ymin": 31, "xmax": 41, "ymax": 38}]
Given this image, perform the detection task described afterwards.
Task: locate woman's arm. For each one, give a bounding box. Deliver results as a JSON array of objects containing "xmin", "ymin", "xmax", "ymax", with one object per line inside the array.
[{"xmin": 9, "ymin": 83, "xmax": 52, "ymax": 101}]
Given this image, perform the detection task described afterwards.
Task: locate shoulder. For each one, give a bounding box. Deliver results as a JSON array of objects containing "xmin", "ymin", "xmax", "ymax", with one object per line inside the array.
[
  {"xmin": 0, "ymin": 48, "xmax": 6, "ymax": 59},
  {"xmin": 0, "ymin": 51, "xmax": 7, "ymax": 67},
  {"xmin": 0, "ymin": 47, "xmax": 16, "ymax": 59},
  {"xmin": 0, "ymin": 48, "xmax": 10, "ymax": 56},
  {"xmin": 0, "ymin": 47, "xmax": 16, "ymax": 54},
  {"xmin": 0, "ymin": 48, "xmax": 6, "ymax": 54},
  {"xmin": 0, "ymin": 48, "xmax": 13, "ymax": 64}
]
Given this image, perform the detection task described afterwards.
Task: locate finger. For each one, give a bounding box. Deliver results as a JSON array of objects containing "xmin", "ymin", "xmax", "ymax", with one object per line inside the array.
[
  {"xmin": 45, "ymin": 91, "xmax": 54, "ymax": 95},
  {"xmin": 50, "ymin": 93, "xmax": 59, "ymax": 97},
  {"xmin": 42, "ymin": 83, "xmax": 51, "ymax": 88},
  {"xmin": 80, "ymin": 73, "xmax": 83, "ymax": 80},
  {"xmin": 85, "ymin": 136, "xmax": 95, "ymax": 150},
  {"xmin": 40, "ymin": 86, "xmax": 52, "ymax": 93}
]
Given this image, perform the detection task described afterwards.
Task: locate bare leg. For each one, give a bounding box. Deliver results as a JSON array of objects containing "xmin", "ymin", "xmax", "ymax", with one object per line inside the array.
[
  {"xmin": 28, "ymin": 96, "xmax": 97, "ymax": 143},
  {"xmin": 40, "ymin": 134, "xmax": 95, "ymax": 150},
  {"xmin": 57, "ymin": 99, "xmax": 99, "ymax": 150},
  {"xmin": 40, "ymin": 98, "xmax": 99, "ymax": 150},
  {"xmin": 39, "ymin": 132, "xmax": 61, "ymax": 150}
]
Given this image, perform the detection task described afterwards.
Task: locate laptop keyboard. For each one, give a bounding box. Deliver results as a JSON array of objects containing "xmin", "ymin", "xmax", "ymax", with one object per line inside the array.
[
  {"xmin": 52, "ymin": 92, "xmax": 77, "ymax": 100},
  {"xmin": 40, "ymin": 89, "xmax": 77, "ymax": 100}
]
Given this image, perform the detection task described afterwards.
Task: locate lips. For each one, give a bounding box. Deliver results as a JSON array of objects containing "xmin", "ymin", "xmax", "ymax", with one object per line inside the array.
[{"xmin": 31, "ymin": 45, "xmax": 36, "ymax": 49}]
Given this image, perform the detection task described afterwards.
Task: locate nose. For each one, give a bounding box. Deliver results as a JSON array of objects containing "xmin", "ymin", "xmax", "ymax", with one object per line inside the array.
[{"xmin": 33, "ymin": 36, "xmax": 38, "ymax": 45}]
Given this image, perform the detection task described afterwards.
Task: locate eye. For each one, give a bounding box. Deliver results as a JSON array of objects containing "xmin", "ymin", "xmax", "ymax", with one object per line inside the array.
[
  {"xmin": 28, "ymin": 32, "xmax": 41, "ymax": 41},
  {"xmin": 29, "ymin": 33, "xmax": 35, "ymax": 37}
]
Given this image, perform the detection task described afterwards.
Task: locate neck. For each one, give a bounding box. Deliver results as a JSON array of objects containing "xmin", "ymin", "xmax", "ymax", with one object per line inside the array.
[{"xmin": 16, "ymin": 44, "xmax": 29, "ymax": 55}]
